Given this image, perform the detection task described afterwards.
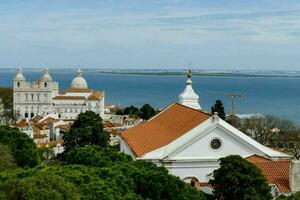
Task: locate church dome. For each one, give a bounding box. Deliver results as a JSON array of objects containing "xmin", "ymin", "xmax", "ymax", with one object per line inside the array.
[
  {"xmin": 40, "ymin": 68, "xmax": 52, "ymax": 82},
  {"xmin": 14, "ymin": 67, "xmax": 26, "ymax": 81},
  {"xmin": 71, "ymin": 69, "xmax": 88, "ymax": 89}
]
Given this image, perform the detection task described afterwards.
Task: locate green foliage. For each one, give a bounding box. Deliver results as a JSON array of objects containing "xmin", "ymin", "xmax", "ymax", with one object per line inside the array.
[
  {"xmin": 0, "ymin": 87, "xmax": 13, "ymax": 120},
  {"xmin": 139, "ymin": 103, "xmax": 155, "ymax": 120},
  {"xmin": 63, "ymin": 111, "xmax": 110, "ymax": 154},
  {"xmin": 211, "ymin": 100, "xmax": 226, "ymax": 120},
  {"xmin": 124, "ymin": 105, "xmax": 140, "ymax": 117},
  {"xmin": 0, "ymin": 144, "xmax": 17, "ymax": 171},
  {"xmin": 209, "ymin": 155, "xmax": 272, "ymax": 200},
  {"xmin": 65, "ymin": 145, "xmax": 132, "ymax": 167},
  {"xmin": 0, "ymin": 146, "xmax": 206, "ymax": 200},
  {"xmin": 0, "ymin": 125, "xmax": 39, "ymax": 168},
  {"xmin": 276, "ymin": 192, "xmax": 300, "ymax": 200}
]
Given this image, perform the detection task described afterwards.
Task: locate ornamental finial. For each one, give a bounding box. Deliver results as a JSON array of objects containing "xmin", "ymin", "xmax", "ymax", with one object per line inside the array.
[{"xmin": 187, "ymin": 69, "xmax": 192, "ymax": 79}]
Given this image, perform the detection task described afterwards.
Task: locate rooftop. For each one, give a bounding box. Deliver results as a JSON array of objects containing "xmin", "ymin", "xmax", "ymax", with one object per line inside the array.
[{"xmin": 121, "ymin": 103, "xmax": 210, "ymax": 157}]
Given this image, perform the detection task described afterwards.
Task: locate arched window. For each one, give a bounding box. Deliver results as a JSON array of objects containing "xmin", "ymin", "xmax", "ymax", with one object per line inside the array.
[
  {"xmin": 44, "ymin": 82, "xmax": 47, "ymax": 88},
  {"xmin": 30, "ymin": 113, "xmax": 34, "ymax": 118},
  {"xmin": 17, "ymin": 82, "xmax": 20, "ymax": 87}
]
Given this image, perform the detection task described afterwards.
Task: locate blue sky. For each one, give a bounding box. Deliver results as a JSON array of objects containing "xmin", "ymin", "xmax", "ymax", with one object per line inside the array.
[{"xmin": 1, "ymin": 0, "xmax": 300, "ymax": 70}]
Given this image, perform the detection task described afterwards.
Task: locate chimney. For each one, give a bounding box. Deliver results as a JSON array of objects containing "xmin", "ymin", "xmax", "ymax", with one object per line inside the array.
[{"xmin": 290, "ymin": 160, "xmax": 300, "ymax": 192}]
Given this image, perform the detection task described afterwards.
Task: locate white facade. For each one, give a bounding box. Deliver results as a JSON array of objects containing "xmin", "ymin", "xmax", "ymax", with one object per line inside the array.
[
  {"xmin": 13, "ymin": 68, "xmax": 105, "ymax": 120},
  {"xmin": 179, "ymin": 70, "xmax": 201, "ymax": 110}
]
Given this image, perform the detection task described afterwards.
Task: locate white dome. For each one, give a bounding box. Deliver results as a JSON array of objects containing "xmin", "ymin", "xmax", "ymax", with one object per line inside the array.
[
  {"xmin": 14, "ymin": 68, "xmax": 26, "ymax": 81},
  {"xmin": 71, "ymin": 69, "xmax": 88, "ymax": 89},
  {"xmin": 40, "ymin": 68, "xmax": 52, "ymax": 82}
]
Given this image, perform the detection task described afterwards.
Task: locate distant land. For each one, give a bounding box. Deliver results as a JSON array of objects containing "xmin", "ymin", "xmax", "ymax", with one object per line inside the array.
[{"xmin": 1, "ymin": 68, "xmax": 300, "ymax": 78}]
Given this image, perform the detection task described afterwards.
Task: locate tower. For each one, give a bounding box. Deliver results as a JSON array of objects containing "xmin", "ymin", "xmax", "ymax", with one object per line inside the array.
[{"xmin": 178, "ymin": 70, "xmax": 201, "ymax": 110}]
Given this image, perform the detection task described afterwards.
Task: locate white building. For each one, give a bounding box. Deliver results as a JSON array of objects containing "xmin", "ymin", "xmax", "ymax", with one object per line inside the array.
[
  {"xmin": 120, "ymin": 71, "xmax": 297, "ymax": 196},
  {"xmin": 13, "ymin": 68, "xmax": 105, "ymax": 120}
]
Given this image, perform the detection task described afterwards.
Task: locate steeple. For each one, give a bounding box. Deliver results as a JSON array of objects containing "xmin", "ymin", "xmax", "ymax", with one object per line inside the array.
[
  {"xmin": 40, "ymin": 67, "xmax": 53, "ymax": 82},
  {"xmin": 178, "ymin": 70, "xmax": 201, "ymax": 110},
  {"xmin": 14, "ymin": 67, "xmax": 26, "ymax": 81}
]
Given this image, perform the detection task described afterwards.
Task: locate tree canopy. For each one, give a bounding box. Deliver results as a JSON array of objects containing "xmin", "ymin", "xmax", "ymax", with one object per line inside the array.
[
  {"xmin": 63, "ymin": 111, "xmax": 110, "ymax": 154},
  {"xmin": 139, "ymin": 103, "xmax": 156, "ymax": 120},
  {"xmin": 209, "ymin": 155, "xmax": 272, "ymax": 200},
  {"xmin": 0, "ymin": 125, "xmax": 39, "ymax": 168},
  {"xmin": 0, "ymin": 145, "xmax": 207, "ymax": 200}
]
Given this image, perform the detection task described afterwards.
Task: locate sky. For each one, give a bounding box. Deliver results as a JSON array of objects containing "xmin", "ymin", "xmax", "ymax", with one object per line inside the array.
[{"xmin": 1, "ymin": 0, "xmax": 300, "ymax": 70}]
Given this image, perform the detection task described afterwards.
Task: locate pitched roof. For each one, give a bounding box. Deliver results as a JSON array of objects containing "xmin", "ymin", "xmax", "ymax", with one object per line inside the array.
[
  {"xmin": 121, "ymin": 103, "xmax": 211, "ymax": 157},
  {"xmin": 246, "ymin": 156, "xmax": 290, "ymax": 193},
  {"xmin": 12, "ymin": 119, "xmax": 30, "ymax": 128}
]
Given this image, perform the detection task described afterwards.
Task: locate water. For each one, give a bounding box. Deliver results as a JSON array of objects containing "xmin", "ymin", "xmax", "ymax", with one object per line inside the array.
[{"xmin": 1, "ymin": 69, "xmax": 300, "ymax": 125}]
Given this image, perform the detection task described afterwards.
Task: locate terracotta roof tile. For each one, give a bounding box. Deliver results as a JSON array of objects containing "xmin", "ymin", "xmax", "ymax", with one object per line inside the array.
[
  {"xmin": 121, "ymin": 103, "xmax": 211, "ymax": 157},
  {"xmin": 37, "ymin": 140, "xmax": 64, "ymax": 148},
  {"xmin": 245, "ymin": 155, "xmax": 272, "ymax": 162},
  {"xmin": 88, "ymin": 90, "xmax": 103, "ymax": 101},
  {"xmin": 246, "ymin": 156, "xmax": 290, "ymax": 193},
  {"xmin": 53, "ymin": 96, "xmax": 86, "ymax": 100},
  {"xmin": 59, "ymin": 88, "xmax": 92, "ymax": 94},
  {"xmin": 12, "ymin": 119, "xmax": 30, "ymax": 128},
  {"xmin": 33, "ymin": 133, "xmax": 48, "ymax": 139}
]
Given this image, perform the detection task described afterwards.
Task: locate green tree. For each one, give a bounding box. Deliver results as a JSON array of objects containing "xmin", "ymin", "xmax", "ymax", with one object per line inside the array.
[
  {"xmin": 209, "ymin": 155, "xmax": 272, "ymax": 200},
  {"xmin": 140, "ymin": 104, "xmax": 155, "ymax": 120},
  {"xmin": 0, "ymin": 87, "xmax": 14, "ymax": 122},
  {"xmin": 0, "ymin": 144, "xmax": 17, "ymax": 171},
  {"xmin": 124, "ymin": 105, "xmax": 140, "ymax": 117},
  {"xmin": 276, "ymin": 192, "xmax": 300, "ymax": 200},
  {"xmin": 211, "ymin": 100, "xmax": 226, "ymax": 120},
  {"xmin": 0, "ymin": 125, "xmax": 39, "ymax": 168},
  {"xmin": 63, "ymin": 111, "xmax": 110, "ymax": 154}
]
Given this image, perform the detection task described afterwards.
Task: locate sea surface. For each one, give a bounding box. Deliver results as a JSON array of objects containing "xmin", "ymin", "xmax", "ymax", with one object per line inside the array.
[{"xmin": 1, "ymin": 69, "xmax": 300, "ymax": 125}]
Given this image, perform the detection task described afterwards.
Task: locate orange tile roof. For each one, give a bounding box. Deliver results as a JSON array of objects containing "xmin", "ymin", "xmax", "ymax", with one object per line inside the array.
[
  {"xmin": 245, "ymin": 155, "xmax": 272, "ymax": 162},
  {"xmin": 33, "ymin": 133, "xmax": 48, "ymax": 139},
  {"xmin": 37, "ymin": 140, "xmax": 64, "ymax": 148},
  {"xmin": 246, "ymin": 156, "xmax": 290, "ymax": 193},
  {"xmin": 121, "ymin": 103, "xmax": 211, "ymax": 157},
  {"xmin": 59, "ymin": 88, "xmax": 92, "ymax": 94},
  {"xmin": 53, "ymin": 96, "xmax": 86, "ymax": 100},
  {"xmin": 88, "ymin": 90, "xmax": 103, "ymax": 101},
  {"xmin": 12, "ymin": 119, "xmax": 30, "ymax": 128}
]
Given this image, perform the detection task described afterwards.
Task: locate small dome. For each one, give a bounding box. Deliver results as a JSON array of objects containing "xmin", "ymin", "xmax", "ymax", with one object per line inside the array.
[
  {"xmin": 71, "ymin": 69, "xmax": 88, "ymax": 89},
  {"xmin": 40, "ymin": 68, "xmax": 52, "ymax": 82},
  {"xmin": 15, "ymin": 67, "xmax": 26, "ymax": 81}
]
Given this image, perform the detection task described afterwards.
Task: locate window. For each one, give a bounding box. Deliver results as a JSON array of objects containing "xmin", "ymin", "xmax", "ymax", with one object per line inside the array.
[
  {"xmin": 210, "ymin": 138, "xmax": 222, "ymax": 150},
  {"xmin": 44, "ymin": 82, "xmax": 47, "ymax": 88},
  {"xmin": 17, "ymin": 82, "xmax": 20, "ymax": 87},
  {"xmin": 25, "ymin": 113, "xmax": 29, "ymax": 118},
  {"xmin": 31, "ymin": 113, "xmax": 34, "ymax": 118},
  {"xmin": 31, "ymin": 94, "xmax": 34, "ymax": 100}
]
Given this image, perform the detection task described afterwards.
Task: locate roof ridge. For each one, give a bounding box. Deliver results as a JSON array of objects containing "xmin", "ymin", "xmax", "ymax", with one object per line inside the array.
[{"xmin": 173, "ymin": 102, "xmax": 211, "ymax": 116}]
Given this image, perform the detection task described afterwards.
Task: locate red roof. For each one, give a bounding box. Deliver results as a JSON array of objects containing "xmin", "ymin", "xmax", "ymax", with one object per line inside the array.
[
  {"xmin": 121, "ymin": 103, "xmax": 210, "ymax": 157},
  {"xmin": 246, "ymin": 155, "xmax": 290, "ymax": 193}
]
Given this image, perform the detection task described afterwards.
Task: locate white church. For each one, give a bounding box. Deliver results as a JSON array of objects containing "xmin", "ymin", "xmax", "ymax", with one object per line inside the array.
[
  {"xmin": 13, "ymin": 68, "xmax": 105, "ymax": 120},
  {"xmin": 120, "ymin": 70, "xmax": 299, "ymax": 196}
]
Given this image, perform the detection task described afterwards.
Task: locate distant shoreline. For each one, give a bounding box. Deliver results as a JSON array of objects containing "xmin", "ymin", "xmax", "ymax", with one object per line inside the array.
[{"xmin": 1, "ymin": 68, "xmax": 300, "ymax": 78}]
